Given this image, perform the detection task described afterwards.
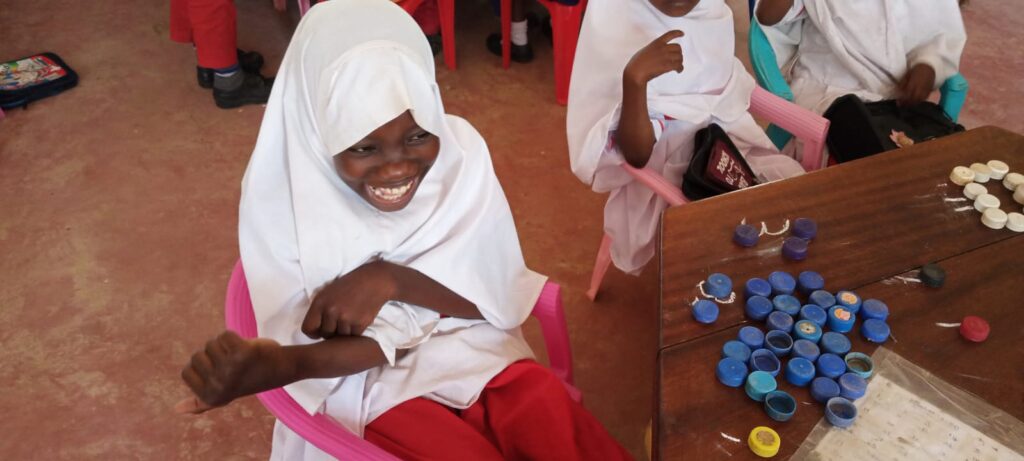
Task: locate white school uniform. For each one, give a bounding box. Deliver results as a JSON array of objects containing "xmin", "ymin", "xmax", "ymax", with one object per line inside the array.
[
  {"xmin": 756, "ymin": 0, "xmax": 967, "ymax": 115},
  {"xmin": 237, "ymin": 1, "xmax": 546, "ymax": 459},
  {"xmin": 567, "ymin": 0, "xmax": 805, "ymax": 275}
]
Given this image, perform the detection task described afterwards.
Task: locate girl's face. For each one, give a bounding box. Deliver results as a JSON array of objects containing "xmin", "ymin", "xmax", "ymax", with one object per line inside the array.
[
  {"xmin": 649, "ymin": 0, "xmax": 699, "ymax": 17},
  {"xmin": 333, "ymin": 111, "xmax": 439, "ymax": 212}
]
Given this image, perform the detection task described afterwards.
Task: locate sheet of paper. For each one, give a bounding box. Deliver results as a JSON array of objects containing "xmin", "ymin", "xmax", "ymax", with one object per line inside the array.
[{"xmin": 804, "ymin": 375, "xmax": 1023, "ymax": 461}]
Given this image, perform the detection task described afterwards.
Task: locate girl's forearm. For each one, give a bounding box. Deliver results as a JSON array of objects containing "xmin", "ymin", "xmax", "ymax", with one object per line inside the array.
[
  {"xmin": 284, "ymin": 336, "xmax": 389, "ymax": 381},
  {"xmin": 384, "ymin": 262, "xmax": 484, "ymax": 320},
  {"xmin": 617, "ymin": 79, "xmax": 656, "ymax": 168}
]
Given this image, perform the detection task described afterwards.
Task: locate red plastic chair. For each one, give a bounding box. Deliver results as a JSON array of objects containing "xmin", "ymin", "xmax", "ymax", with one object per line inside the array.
[
  {"xmin": 282, "ymin": 0, "xmax": 457, "ymax": 70},
  {"xmin": 585, "ymin": 85, "xmax": 830, "ymax": 300},
  {"xmin": 500, "ymin": 0, "xmax": 588, "ymax": 105},
  {"xmin": 224, "ymin": 260, "xmax": 580, "ymax": 459}
]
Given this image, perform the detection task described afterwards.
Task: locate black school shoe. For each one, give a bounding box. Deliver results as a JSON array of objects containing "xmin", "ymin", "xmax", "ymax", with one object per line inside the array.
[
  {"xmin": 196, "ymin": 49, "xmax": 265, "ymax": 89},
  {"xmin": 486, "ymin": 33, "xmax": 534, "ymax": 63},
  {"xmin": 212, "ymin": 70, "xmax": 274, "ymax": 109}
]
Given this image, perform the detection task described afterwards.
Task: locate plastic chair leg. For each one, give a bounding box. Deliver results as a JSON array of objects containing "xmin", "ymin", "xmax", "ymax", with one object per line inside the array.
[
  {"xmin": 500, "ymin": 0, "xmax": 512, "ymax": 69},
  {"xmin": 586, "ymin": 233, "xmax": 613, "ymax": 301},
  {"xmin": 437, "ymin": 0, "xmax": 456, "ymax": 70},
  {"xmin": 549, "ymin": 4, "xmax": 582, "ymax": 105}
]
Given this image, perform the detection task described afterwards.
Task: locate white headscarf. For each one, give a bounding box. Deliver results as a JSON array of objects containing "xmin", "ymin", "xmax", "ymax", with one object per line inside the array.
[
  {"xmin": 758, "ymin": 0, "xmax": 966, "ymax": 110},
  {"xmin": 238, "ymin": 0, "xmax": 545, "ymax": 424},
  {"xmin": 567, "ymin": 0, "xmax": 756, "ymax": 184}
]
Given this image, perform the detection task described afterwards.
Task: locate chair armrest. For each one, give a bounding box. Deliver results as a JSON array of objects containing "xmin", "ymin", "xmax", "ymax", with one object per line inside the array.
[
  {"xmin": 939, "ymin": 73, "xmax": 968, "ymax": 123},
  {"xmin": 622, "ymin": 164, "xmax": 689, "ymax": 207},
  {"xmin": 749, "ymin": 86, "xmax": 830, "ymax": 171},
  {"xmin": 530, "ymin": 282, "xmax": 578, "ymax": 397}
]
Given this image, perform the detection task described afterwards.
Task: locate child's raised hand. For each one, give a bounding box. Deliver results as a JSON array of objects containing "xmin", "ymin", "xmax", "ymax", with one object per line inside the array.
[
  {"xmin": 897, "ymin": 63, "xmax": 936, "ymax": 106},
  {"xmin": 176, "ymin": 331, "xmax": 287, "ymax": 414},
  {"xmin": 623, "ymin": 30, "xmax": 685, "ymax": 88},
  {"xmin": 302, "ymin": 261, "xmax": 396, "ymax": 339}
]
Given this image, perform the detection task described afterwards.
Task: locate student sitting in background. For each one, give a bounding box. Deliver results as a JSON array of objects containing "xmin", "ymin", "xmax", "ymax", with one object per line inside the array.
[
  {"xmin": 755, "ymin": 0, "xmax": 967, "ymax": 114},
  {"xmin": 567, "ymin": 0, "xmax": 804, "ymax": 275}
]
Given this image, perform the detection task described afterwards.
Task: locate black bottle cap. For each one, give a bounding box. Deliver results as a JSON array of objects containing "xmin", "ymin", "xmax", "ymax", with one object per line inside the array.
[{"xmin": 920, "ymin": 263, "xmax": 946, "ymax": 288}]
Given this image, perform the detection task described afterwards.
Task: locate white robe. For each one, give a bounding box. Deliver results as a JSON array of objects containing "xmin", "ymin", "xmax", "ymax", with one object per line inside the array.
[
  {"xmin": 757, "ymin": 0, "xmax": 967, "ymax": 114},
  {"xmin": 236, "ymin": 1, "xmax": 546, "ymax": 459},
  {"xmin": 567, "ymin": 0, "xmax": 804, "ymax": 275}
]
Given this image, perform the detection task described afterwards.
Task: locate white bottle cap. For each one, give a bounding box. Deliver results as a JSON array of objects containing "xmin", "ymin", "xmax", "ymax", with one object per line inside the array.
[
  {"xmin": 974, "ymin": 193, "xmax": 1000, "ymax": 212},
  {"xmin": 981, "ymin": 208, "xmax": 1008, "ymax": 230},
  {"xmin": 950, "ymin": 166, "xmax": 975, "ymax": 186},
  {"xmin": 1014, "ymin": 185, "xmax": 1024, "ymax": 205},
  {"xmin": 1007, "ymin": 213, "xmax": 1024, "ymax": 233},
  {"xmin": 1004, "ymin": 173, "xmax": 1024, "ymax": 191},
  {"xmin": 963, "ymin": 183, "xmax": 987, "ymax": 200},
  {"xmin": 987, "ymin": 160, "xmax": 1010, "ymax": 180},
  {"xmin": 970, "ymin": 163, "xmax": 992, "ymax": 183}
]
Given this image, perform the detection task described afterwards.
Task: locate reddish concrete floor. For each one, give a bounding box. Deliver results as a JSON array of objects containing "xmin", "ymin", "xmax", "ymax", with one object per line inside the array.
[{"xmin": 0, "ymin": 1, "xmax": 1020, "ymax": 459}]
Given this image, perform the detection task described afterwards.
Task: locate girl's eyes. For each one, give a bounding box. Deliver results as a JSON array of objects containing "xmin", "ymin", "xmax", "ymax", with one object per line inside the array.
[
  {"xmin": 346, "ymin": 145, "xmax": 376, "ymax": 156},
  {"xmin": 407, "ymin": 131, "xmax": 432, "ymax": 144}
]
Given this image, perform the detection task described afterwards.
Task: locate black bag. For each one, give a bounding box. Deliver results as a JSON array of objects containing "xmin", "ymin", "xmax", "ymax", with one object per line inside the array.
[
  {"xmin": 823, "ymin": 94, "xmax": 964, "ymax": 163},
  {"xmin": 682, "ymin": 123, "xmax": 760, "ymax": 201},
  {"xmin": 0, "ymin": 52, "xmax": 79, "ymax": 110}
]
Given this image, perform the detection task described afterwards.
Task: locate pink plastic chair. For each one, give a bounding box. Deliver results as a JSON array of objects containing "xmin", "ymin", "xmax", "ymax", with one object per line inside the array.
[
  {"xmin": 585, "ymin": 85, "xmax": 830, "ymax": 300},
  {"xmin": 282, "ymin": 0, "xmax": 457, "ymax": 70},
  {"xmin": 224, "ymin": 259, "xmax": 580, "ymax": 459},
  {"xmin": 500, "ymin": 0, "xmax": 587, "ymax": 105}
]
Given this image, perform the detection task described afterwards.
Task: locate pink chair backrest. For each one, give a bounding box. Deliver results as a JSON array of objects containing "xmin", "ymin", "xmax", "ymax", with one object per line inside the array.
[{"xmin": 224, "ymin": 260, "xmax": 578, "ymax": 458}]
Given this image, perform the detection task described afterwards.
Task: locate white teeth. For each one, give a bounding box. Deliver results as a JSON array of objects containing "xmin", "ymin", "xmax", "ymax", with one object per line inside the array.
[{"xmin": 368, "ymin": 180, "xmax": 414, "ymax": 202}]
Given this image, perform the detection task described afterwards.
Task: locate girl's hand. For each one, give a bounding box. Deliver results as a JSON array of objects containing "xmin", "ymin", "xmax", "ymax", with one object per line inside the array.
[
  {"xmin": 897, "ymin": 63, "xmax": 936, "ymax": 106},
  {"xmin": 176, "ymin": 331, "xmax": 289, "ymax": 414},
  {"xmin": 302, "ymin": 260, "xmax": 397, "ymax": 339},
  {"xmin": 623, "ymin": 30, "xmax": 685, "ymax": 88}
]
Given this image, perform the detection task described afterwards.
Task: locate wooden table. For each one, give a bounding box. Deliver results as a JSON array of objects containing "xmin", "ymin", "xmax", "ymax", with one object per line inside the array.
[{"xmin": 655, "ymin": 126, "xmax": 1024, "ymax": 460}]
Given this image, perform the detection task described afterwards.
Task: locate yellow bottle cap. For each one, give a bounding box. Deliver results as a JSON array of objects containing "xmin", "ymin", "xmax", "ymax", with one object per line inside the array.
[{"xmin": 748, "ymin": 426, "xmax": 781, "ymax": 458}]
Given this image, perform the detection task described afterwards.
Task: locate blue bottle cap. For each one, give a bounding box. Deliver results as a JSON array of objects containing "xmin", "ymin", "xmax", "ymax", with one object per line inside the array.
[
  {"xmin": 825, "ymin": 397, "xmax": 858, "ymax": 428},
  {"xmin": 782, "ymin": 237, "xmax": 809, "ymax": 261},
  {"xmin": 860, "ymin": 299, "xmax": 890, "ymax": 321},
  {"xmin": 793, "ymin": 319, "xmax": 823, "ymax": 343},
  {"xmin": 745, "ymin": 296, "xmax": 774, "ymax": 321},
  {"xmin": 744, "ymin": 278, "xmax": 773, "ymax": 300},
  {"xmin": 810, "ymin": 377, "xmax": 841, "ymax": 403},
  {"xmin": 764, "ymin": 330, "xmax": 794, "ymax": 357},
  {"xmin": 734, "ymin": 224, "xmax": 760, "ymax": 247},
  {"xmin": 799, "ymin": 304, "xmax": 828, "ymax": 328},
  {"xmin": 764, "ymin": 390, "xmax": 798, "ymax": 422},
  {"xmin": 838, "ymin": 373, "xmax": 868, "ymax": 400},
  {"xmin": 792, "ymin": 217, "xmax": 817, "ymax": 241},
  {"xmin": 772, "ymin": 295, "xmax": 802, "ymax": 316},
  {"xmin": 722, "ymin": 340, "xmax": 753, "ymax": 363},
  {"xmin": 797, "ymin": 271, "xmax": 825, "ymax": 295},
  {"xmin": 808, "ymin": 290, "xmax": 837, "ymax": 309},
  {"xmin": 861, "ymin": 318, "xmax": 891, "ymax": 344},
  {"xmin": 792, "ymin": 339, "xmax": 821, "ymax": 362},
  {"xmin": 766, "ymin": 311, "xmax": 794, "ymax": 333},
  {"xmin": 738, "ymin": 326, "xmax": 765, "ymax": 349},
  {"xmin": 827, "ymin": 306, "xmax": 856, "ymax": 333},
  {"xmin": 785, "ymin": 357, "xmax": 816, "ymax": 387},
  {"xmin": 768, "ymin": 271, "xmax": 796, "ymax": 296},
  {"xmin": 844, "ymin": 352, "xmax": 874, "ymax": 379},
  {"xmin": 835, "ymin": 291, "xmax": 862, "ymax": 314},
  {"xmin": 817, "ymin": 353, "xmax": 847, "ymax": 379},
  {"xmin": 820, "ymin": 331, "xmax": 852, "ymax": 356},
  {"xmin": 749, "ymin": 349, "xmax": 782, "ymax": 377},
  {"xmin": 745, "ymin": 371, "xmax": 778, "ymax": 402},
  {"xmin": 716, "ymin": 357, "xmax": 749, "ymax": 388},
  {"xmin": 706, "ymin": 273, "xmax": 733, "ymax": 299},
  {"xmin": 692, "ymin": 299, "xmax": 719, "ymax": 324}
]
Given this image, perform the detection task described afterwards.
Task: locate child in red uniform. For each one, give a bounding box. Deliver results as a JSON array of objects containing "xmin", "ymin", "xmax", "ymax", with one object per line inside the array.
[{"xmin": 176, "ymin": 1, "xmax": 632, "ymax": 459}]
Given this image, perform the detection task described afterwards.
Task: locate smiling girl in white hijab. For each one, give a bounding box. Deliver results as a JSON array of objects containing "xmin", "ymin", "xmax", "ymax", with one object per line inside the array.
[
  {"xmin": 176, "ymin": 1, "xmax": 631, "ymax": 459},
  {"xmin": 567, "ymin": 0, "xmax": 805, "ymax": 275},
  {"xmin": 756, "ymin": 0, "xmax": 967, "ymax": 114}
]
